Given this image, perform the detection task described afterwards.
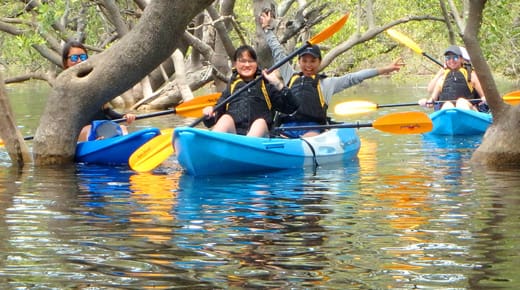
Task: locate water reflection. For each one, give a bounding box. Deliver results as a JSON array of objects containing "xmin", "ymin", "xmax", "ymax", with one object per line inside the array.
[
  {"xmin": 3, "ymin": 80, "xmax": 520, "ymax": 288},
  {"xmin": 171, "ymin": 165, "xmax": 361, "ymax": 288}
]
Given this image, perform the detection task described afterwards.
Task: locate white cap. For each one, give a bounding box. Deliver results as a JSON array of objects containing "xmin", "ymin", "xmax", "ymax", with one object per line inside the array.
[{"xmin": 459, "ymin": 46, "xmax": 470, "ymax": 62}]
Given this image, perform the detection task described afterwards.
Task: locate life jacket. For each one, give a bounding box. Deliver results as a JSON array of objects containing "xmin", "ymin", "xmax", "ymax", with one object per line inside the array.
[
  {"xmin": 223, "ymin": 69, "xmax": 272, "ymax": 135},
  {"xmin": 438, "ymin": 67, "xmax": 474, "ymax": 101},
  {"xmin": 283, "ymin": 73, "xmax": 328, "ymax": 124}
]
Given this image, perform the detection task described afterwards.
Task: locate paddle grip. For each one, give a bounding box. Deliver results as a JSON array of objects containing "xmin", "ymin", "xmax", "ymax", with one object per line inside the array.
[{"xmin": 275, "ymin": 122, "xmax": 373, "ymax": 131}]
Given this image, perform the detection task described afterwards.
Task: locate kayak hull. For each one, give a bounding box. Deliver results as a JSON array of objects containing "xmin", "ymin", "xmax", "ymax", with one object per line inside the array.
[
  {"xmin": 428, "ymin": 108, "xmax": 492, "ymax": 136},
  {"xmin": 173, "ymin": 127, "xmax": 361, "ymax": 176},
  {"xmin": 75, "ymin": 127, "xmax": 161, "ymax": 165}
]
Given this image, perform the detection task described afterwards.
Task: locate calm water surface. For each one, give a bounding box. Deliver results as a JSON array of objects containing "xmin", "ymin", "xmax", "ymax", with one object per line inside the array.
[{"xmin": 1, "ymin": 81, "xmax": 520, "ymax": 289}]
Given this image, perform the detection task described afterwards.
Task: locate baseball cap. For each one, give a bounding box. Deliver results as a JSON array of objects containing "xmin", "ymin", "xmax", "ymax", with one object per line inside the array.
[
  {"xmin": 444, "ymin": 45, "xmax": 462, "ymax": 56},
  {"xmin": 459, "ymin": 46, "xmax": 470, "ymax": 61},
  {"xmin": 299, "ymin": 45, "xmax": 322, "ymax": 59}
]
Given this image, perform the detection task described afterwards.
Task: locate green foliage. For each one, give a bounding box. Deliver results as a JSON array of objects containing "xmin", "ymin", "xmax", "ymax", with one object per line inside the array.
[{"xmin": 1, "ymin": 0, "xmax": 519, "ymax": 82}]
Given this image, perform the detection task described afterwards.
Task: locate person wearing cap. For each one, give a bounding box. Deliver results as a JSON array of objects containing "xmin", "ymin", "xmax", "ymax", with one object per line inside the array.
[
  {"xmin": 420, "ymin": 45, "xmax": 486, "ymax": 111},
  {"xmin": 260, "ymin": 10, "xmax": 404, "ymax": 138}
]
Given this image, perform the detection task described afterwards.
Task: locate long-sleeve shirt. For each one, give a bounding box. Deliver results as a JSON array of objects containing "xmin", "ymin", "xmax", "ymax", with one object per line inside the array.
[{"xmin": 264, "ymin": 30, "xmax": 380, "ymax": 105}]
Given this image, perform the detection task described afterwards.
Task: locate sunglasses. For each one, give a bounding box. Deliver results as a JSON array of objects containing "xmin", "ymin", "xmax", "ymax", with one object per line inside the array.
[
  {"xmin": 445, "ymin": 55, "xmax": 460, "ymax": 61},
  {"xmin": 69, "ymin": 53, "xmax": 88, "ymax": 62}
]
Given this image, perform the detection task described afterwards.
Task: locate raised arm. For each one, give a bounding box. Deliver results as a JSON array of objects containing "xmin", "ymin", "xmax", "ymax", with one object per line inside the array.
[{"xmin": 260, "ymin": 10, "xmax": 296, "ymax": 83}]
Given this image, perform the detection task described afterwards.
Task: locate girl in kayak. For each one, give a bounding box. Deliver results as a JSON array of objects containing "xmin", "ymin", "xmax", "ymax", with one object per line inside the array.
[
  {"xmin": 62, "ymin": 40, "xmax": 136, "ymax": 141},
  {"xmin": 202, "ymin": 45, "xmax": 298, "ymax": 137},
  {"xmin": 420, "ymin": 45, "xmax": 486, "ymax": 111},
  {"xmin": 260, "ymin": 10, "xmax": 404, "ymax": 138}
]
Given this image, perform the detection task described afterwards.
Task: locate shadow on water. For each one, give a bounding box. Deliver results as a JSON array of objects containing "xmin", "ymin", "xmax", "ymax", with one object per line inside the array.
[{"xmin": 3, "ymin": 80, "xmax": 520, "ymax": 288}]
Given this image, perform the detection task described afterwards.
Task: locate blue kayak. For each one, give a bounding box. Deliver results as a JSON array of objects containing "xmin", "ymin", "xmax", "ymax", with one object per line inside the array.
[
  {"xmin": 173, "ymin": 127, "xmax": 361, "ymax": 176},
  {"xmin": 428, "ymin": 108, "xmax": 492, "ymax": 136},
  {"xmin": 75, "ymin": 127, "xmax": 161, "ymax": 165}
]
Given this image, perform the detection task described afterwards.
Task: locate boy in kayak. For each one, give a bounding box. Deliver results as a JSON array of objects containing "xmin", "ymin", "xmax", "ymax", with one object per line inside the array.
[
  {"xmin": 202, "ymin": 45, "xmax": 298, "ymax": 137},
  {"xmin": 420, "ymin": 45, "xmax": 486, "ymax": 111},
  {"xmin": 62, "ymin": 40, "xmax": 136, "ymax": 141},
  {"xmin": 260, "ymin": 10, "xmax": 404, "ymax": 138}
]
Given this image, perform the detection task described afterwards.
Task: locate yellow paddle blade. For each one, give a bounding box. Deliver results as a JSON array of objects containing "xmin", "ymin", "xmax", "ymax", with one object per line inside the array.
[
  {"xmin": 308, "ymin": 12, "xmax": 350, "ymax": 45},
  {"xmin": 386, "ymin": 28, "xmax": 423, "ymax": 55},
  {"xmin": 373, "ymin": 111, "xmax": 432, "ymax": 134},
  {"xmin": 129, "ymin": 129, "xmax": 174, "ymax": 172},
  {"xmin": 335, "ymin": 101, "xmax": 378, "ymax": 115},
  {"xmin": 503, "ymin": 90, "xmax": 520, "ymax": 106},
  {"xmin": 175, "ymin": 93, "xmax": 220, "ymax": 117}
]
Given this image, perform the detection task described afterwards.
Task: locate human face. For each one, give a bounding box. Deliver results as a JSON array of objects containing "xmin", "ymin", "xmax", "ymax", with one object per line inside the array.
[
  {"xmin": 66, "ymin": 47, "xmax": 88, "ymax": 68},
  {"xmin": 235, "ymin": 52, "xmax": 258, "ymax": 81},
  {"xmin": 298, "ymin": 54, "xmax": 321, "ymax": 77},
  {"xmin": 444, "ymin": 53, "xmax": 462, "ymax": 70}
]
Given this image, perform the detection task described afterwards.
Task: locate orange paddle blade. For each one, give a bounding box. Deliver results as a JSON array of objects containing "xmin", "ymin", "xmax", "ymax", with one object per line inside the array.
[
  {"xmin": 129, "ymin": 129, "xmax": 174, "ymax": 172},
  {"xmin": 503, "ymin": 90, "xmax": 520, "ymax": 106},
  {"xmin": 373, "ymin": 111, "xmax": 432, "ymax": 134},
  {"xmin": 335, "ymin": 101, "xmax": 378, "ymax": 115},
  {"xmin": 386, "ymin": 28, "xmax": 423, "ymax": 55},
  {"xmin": 175, "ymin": 93, "xmax": 220, "ymax": 118},
  {"xmin": 308, "ymin": 12, "xmax": 350, "ymax": 45}
]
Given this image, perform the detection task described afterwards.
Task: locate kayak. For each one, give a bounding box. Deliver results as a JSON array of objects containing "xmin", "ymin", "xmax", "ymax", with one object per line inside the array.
[
  {"xmin": 173, "ymin": 127, "xmax": 361, "ymax": 176},
  {"xmin": 428, "ymin": 108, "xmax": 492, "ymax": 136},
  {"xmin": 75, "ymin": 127, "xmax": 161, "ymax": 165}
]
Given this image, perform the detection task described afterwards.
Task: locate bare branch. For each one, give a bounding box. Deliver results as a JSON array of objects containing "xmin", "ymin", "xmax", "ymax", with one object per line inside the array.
[
  {"xmin": 0, "ymin": 20, "xmax": 23, "ymax": 35},
  {"xmin": 206, "ymin": 5, "xmax": 235, "ymax": 59},
  {"xmin": 98, "ymin": 0, "xmax": 130, "ymax": 37},
  {"xmin": 321, "ymin": 15, "xmax": 444, "ymax": 69},
  {"xmin": 4, "ymin": 72, "xmax": 54, "ymax": 84}
]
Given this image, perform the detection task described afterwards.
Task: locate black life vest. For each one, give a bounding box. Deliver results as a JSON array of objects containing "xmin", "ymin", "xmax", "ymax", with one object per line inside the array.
[
  {"xmin": 438, "ymin": 67, "xmax": 473, "ymax": 101},
  {"xmin": 223, "ymin": 69, "xmax": 272, "ymax": 135},
  {"xmin": 283, "ymin": 73, "xmax": 328, "ymax": 124}
]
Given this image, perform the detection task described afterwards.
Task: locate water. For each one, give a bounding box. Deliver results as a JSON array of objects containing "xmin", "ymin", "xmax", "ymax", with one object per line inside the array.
[{"xmin": 1, "ymin": 81, "xmax": 520, "ymax": 289}]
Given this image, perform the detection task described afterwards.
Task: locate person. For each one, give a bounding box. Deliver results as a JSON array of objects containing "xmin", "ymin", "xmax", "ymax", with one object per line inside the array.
[
  {"xmin": 202, "ymin": 45, "xmax": 298, "ymax": 137},
  {"xmin": 62, "ymin": 40, "xmax": 136, "ymax": 141},
  {"xmin": 260, "ymin": 10, "xmax": 404, "ymax": 138},
  {"xmin": 419, "ymin": 45, "xmax": 486, "ymax": 111}
]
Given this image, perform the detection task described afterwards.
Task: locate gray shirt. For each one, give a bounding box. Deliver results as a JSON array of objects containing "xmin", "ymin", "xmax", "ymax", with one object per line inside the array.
[{"xmin": 264, "ymin": 30, "xmax": 379, "ymax": 105}]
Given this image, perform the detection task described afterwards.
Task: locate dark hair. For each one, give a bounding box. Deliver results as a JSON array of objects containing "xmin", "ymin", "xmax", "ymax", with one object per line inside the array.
[
  {"xmin": 62, "ymin": 40, "xmax": 87, "ymax": 68},
  {"xmin": 233, "ymin": 45, "xmax": 257, "ymax": 62}
]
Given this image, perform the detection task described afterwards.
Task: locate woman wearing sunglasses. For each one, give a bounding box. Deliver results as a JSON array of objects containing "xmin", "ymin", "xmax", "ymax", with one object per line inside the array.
[
  {"xmin": 420, "ymin": 45, "xmax": 486, "ymax": 111},
  {"xmin": 61, "ymin": 40, "xmax": 136, "ymax": 141}
]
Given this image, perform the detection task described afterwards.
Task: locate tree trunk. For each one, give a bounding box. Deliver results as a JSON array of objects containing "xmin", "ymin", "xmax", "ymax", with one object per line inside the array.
[
  {"xmin": 465, "ymin": 0, "xmax": 520, "ymax": 168},
  {"xmin": 32, "ymin": 0, "xmax": 214, "ymax": 165},
  {"xmin": 0, "ymin": 72, "xmax": 32, "ymax": 167}
]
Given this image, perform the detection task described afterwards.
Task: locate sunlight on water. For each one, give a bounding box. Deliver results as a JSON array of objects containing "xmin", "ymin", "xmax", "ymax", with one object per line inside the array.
[{"xmin": 2, "ymin": 81, "xmax": 520, "ymax": 288}]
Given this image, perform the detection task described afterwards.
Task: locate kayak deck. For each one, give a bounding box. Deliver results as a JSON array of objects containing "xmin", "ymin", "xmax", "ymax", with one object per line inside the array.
[
  {"xmin": 174, "ymin": 127, "xmax": 361, "ymax": 176},
  {"xmin": 428, "ymin": 108, "xmax": 492, "ymax": 136},
  {"xmin": 75, "ymin": 127, "xmax": 161, "ymax": 165}
]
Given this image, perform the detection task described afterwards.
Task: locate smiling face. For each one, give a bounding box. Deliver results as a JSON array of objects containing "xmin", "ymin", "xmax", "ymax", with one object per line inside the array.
[
  {"xmin": 235, "ymin": 50, "xmax": 258, "ymax": 81},
  {"xmin": 298, "ymin": 54, "xmax": 321, "ymax": 77},
  {"xmin": 444, "ymin": 53, "xmax": 463, "ymax": 70}
]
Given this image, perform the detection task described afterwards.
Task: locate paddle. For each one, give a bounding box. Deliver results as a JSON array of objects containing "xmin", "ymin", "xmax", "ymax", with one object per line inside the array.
[
  {"xmin": 276, "ymin": 111, "xmax": 433, "ymax": 134},
  {"xmin": 0, "ymin": 93, "xmax": 220, "ymax": 147},
  {"xmin": 128, "ymin": 12, "xmax": 351, "ymax": 173},
  {"xmin": 334, "ymin": 92, "xmax": 520, "ymax": 115},
  {"xmin": 502, "ymin": 90, "xmax": 520, "ymax": 106},
  {"xmin": 386, "ymin": 28, "xmax": 443, "ymax": 67},
  {"xmin": 334, "ymin": 99, "xmax": 481, "ymax": 115}
]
